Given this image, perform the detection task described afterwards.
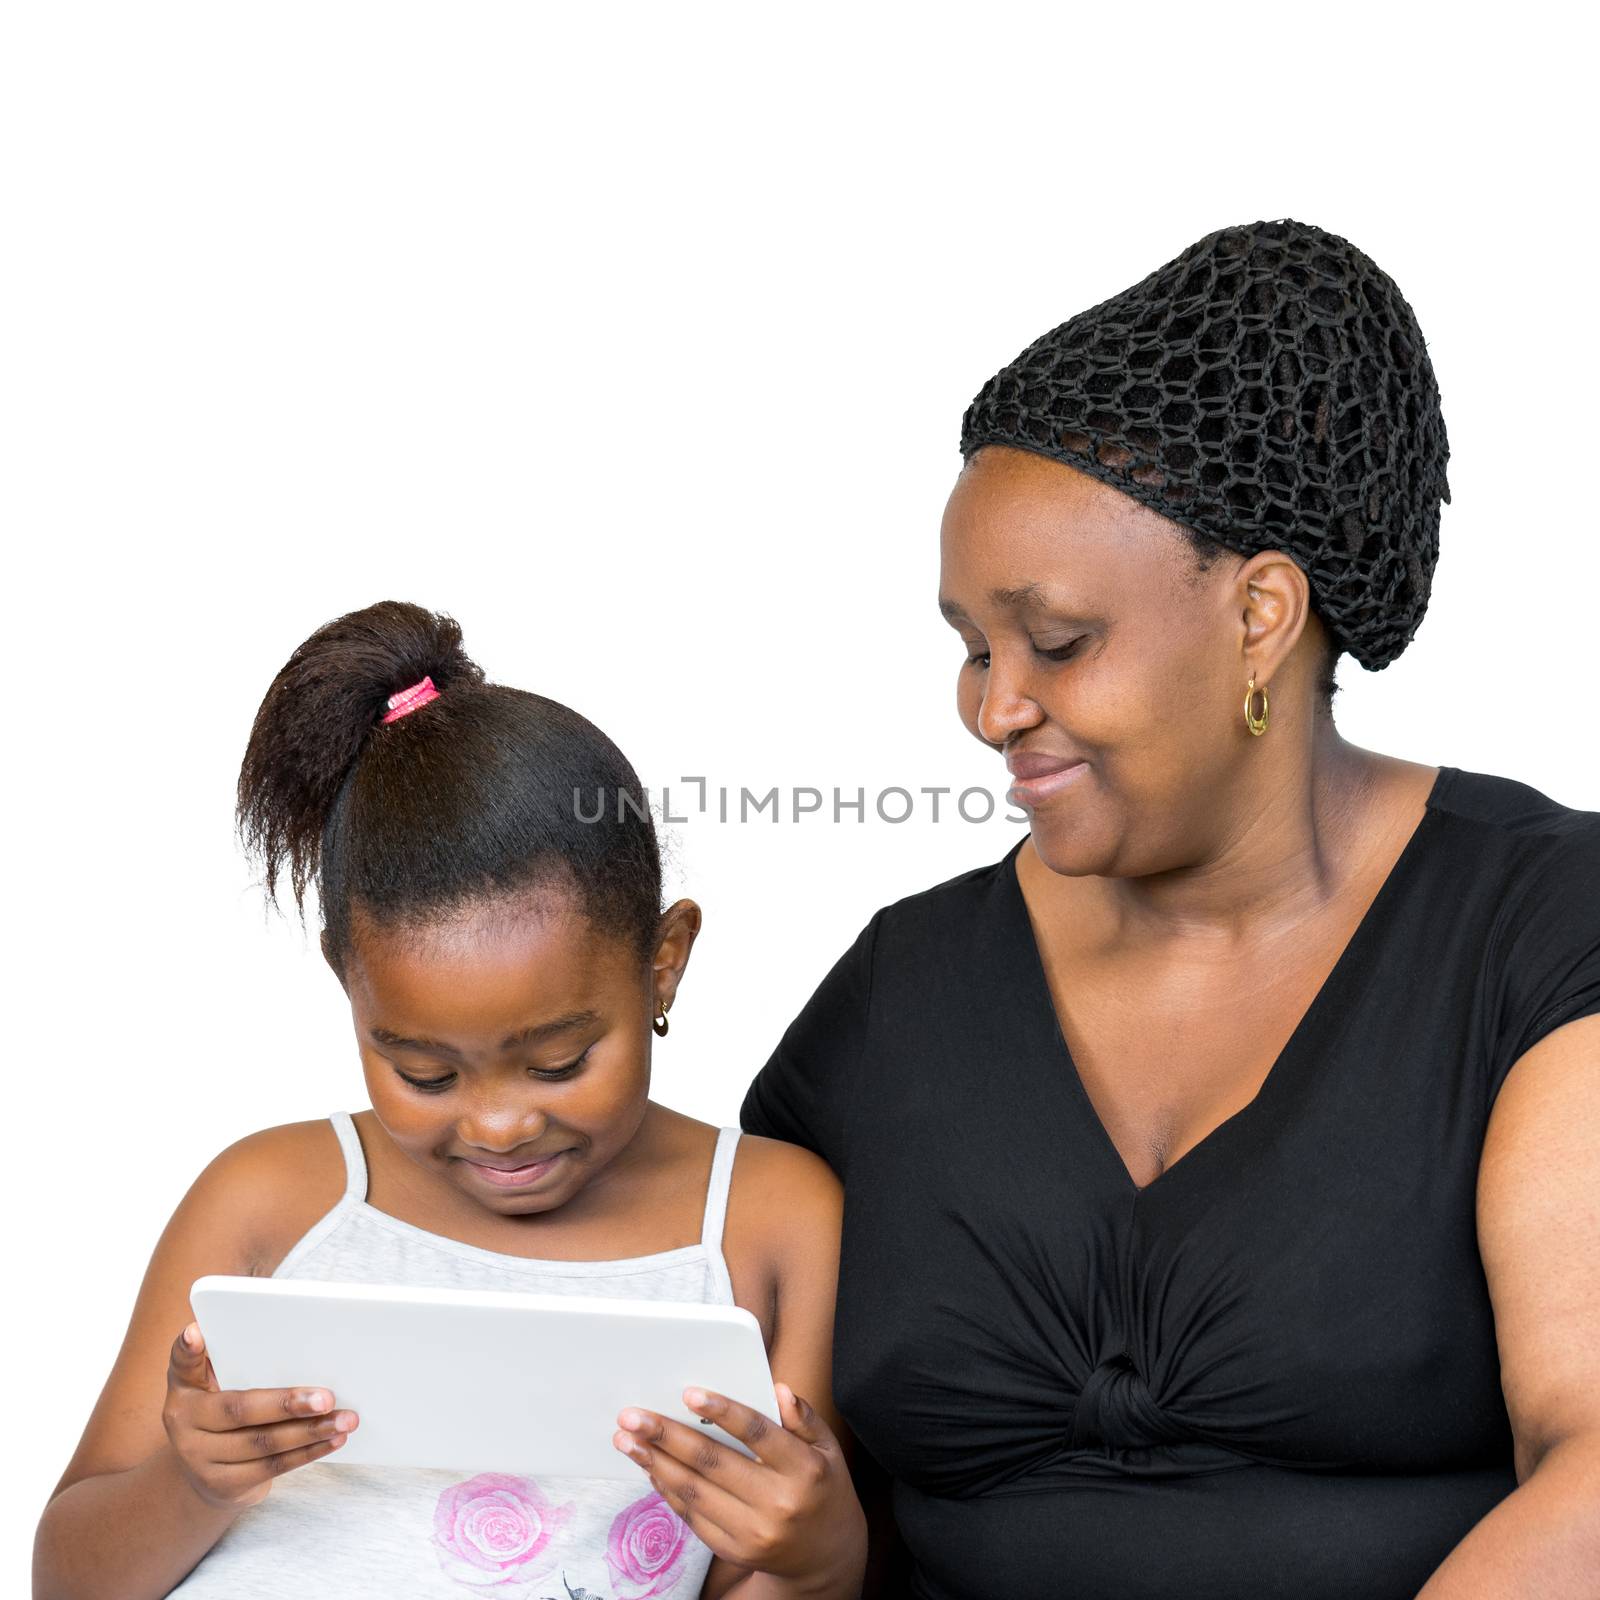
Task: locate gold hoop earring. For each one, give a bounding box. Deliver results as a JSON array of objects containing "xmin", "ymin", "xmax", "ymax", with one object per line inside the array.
[
  {"xmin": 652, "ymin": 1000, "xmax": 670, "ymax": 1038},
  {"xmin": 1244, "ymin": 673, "xmax": 1269, "ymax": 736}
]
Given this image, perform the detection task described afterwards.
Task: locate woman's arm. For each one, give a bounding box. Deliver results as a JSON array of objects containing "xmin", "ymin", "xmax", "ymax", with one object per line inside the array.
[
  {"xmin": 32, "ymin": 1124, "xmax": 344, "ymax": 1600},
  {"xmin": 1416, "ymin": 1013, "xmax": 1600, "ymax": 1598}
]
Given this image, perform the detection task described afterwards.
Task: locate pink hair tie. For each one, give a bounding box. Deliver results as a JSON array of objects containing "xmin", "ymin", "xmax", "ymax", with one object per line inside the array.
[{"xmin": 380, "ymin": 675, "xmax": 441, "ymax": 724}]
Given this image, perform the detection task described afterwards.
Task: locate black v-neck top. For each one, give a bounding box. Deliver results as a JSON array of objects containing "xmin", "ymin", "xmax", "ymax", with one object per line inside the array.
[{"xmin": 740, "ymin": 765, "xmax": 1600, "ymax": 1600}]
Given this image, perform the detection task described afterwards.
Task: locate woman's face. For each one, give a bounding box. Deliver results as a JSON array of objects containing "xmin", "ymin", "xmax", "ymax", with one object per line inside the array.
[
  {"xmin": 939, "ymin": 444, "xmax": 1273, "ymax": 877},
  {"xmin": 335, "ymin": 888, "xmax": 696, "ymax": 1217}
]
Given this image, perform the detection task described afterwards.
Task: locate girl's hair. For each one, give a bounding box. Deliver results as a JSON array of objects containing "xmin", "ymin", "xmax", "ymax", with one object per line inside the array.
[{"xmin": 236, "ymin": 600, "xmax": 663, "ymax": 977}]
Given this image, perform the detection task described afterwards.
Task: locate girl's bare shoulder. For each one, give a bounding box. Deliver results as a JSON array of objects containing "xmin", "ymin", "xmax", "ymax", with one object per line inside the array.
[
  {"xmin": 647, "ymin": 1104, "xmax": 840, "ymax": 1224},
  {"xmin": 183, "ymin": 1117, "xmax": 350, "ymax": 1275},
  {"xmin": 732, "ymin": 1134, "xmax": 843, "ymax": 1279},
  {"xmin": 732, "ymin": 1131, "xmax": 843, "ymax": 1224},
  {"xmin": 723, "ymin": 1130, "xmax": 843, "ymax": 1341}
]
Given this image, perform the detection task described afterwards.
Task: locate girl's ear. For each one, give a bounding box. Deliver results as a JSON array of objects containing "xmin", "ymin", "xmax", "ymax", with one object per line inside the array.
[
  {"xmin": 649, "ymin": 898, "xmax": 703, "ymax": 1012},
  {"xmin": 320, "ymin": 928, "xmax": 347, "ymax": 990}
]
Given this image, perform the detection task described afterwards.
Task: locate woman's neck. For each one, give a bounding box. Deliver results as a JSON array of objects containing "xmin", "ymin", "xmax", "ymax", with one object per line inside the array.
[{"xmin": 1016, "ymin": 733, "xmax": 1437, "ymax": 957}]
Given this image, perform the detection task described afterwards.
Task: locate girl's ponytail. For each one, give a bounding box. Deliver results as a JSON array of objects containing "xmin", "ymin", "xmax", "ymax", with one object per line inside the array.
[{"xmin": 236, "ymin": 600, "xmax": 658, "ymax": 977}]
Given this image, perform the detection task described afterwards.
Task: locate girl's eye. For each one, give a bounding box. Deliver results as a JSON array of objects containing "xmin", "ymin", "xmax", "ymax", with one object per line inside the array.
[
  {"xmin": 397, "ymin": 1071, "xmax": 455, "ymax": 1093},
  {"xmin": 531, "ymin": 1043, "xmax": 596, "ymax": 1082},
  {"xmin": 395, "ymin": 1044, "xmax": 594, "ymax": 1094}
]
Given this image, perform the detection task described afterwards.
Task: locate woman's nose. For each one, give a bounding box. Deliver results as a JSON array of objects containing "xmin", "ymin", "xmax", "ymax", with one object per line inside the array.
[{"xmin": 976, "ymin": 650, "xmax": 1043, "ymax": 746}]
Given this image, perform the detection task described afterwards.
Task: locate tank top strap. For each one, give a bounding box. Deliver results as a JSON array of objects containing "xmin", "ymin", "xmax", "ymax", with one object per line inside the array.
[
  {"xmin": 699, "ymin": 1126, "xmax": 741, "ymax": 1253},
  {"xmin": 328, "ymin": 1110, "xmax": 370, "ymax": 1203}
]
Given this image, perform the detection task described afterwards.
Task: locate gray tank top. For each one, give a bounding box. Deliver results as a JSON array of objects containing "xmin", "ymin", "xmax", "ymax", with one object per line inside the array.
[{"xmin": 170, "ymin": 1111, "xmax": 742, "ymax": 1600}]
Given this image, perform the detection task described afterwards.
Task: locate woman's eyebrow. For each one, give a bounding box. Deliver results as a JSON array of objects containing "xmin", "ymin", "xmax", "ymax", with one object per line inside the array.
[
  {"xmin": 991, "ymin": 582, "xmax": 1047, "ymax": 609},
  {"xmin": 939, "ymin": 584, "xmax": 1094, "ymax": 622},
  {"xmin": 367, "ymin": 1011, "xmax": 599, "ymax": 1057}
]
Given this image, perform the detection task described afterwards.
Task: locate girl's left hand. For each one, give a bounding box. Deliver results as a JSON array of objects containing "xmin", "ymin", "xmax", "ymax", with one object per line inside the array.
[{"xmin": 614, "ymin": 1382, "xmax": 867, "ymax": 1595}]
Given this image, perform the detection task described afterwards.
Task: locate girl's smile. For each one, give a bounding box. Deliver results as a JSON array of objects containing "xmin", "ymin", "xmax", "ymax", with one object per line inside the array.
[
  {"xmin": 334, "ymin": 888, "xmax": 699, "ymax": 1223},
  {"xmin": 456, "ymin": 1148, "xmax": 573, "ymax": 1188}
]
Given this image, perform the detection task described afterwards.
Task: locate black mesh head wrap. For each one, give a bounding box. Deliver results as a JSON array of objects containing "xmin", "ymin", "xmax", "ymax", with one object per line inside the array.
[{"xmin": 959, "ymin": 219, "xmax": 1450, "ymax": 672}]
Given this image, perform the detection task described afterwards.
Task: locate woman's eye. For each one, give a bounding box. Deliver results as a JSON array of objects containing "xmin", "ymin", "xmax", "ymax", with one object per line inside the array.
[
  {"xmin": 1035, "ymin": 637, "xmax": 1085, "ymax": 662},
  {"xmin": 964, "ymin": 637, "xmax": 1083, "ymax": 668},
  {"xmin": 398, "ymin": 1071, "xmax": 455, "ymax": 1093}
]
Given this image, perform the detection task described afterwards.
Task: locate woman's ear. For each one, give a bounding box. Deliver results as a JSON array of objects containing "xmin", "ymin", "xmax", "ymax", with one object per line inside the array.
[{"xmin": 649, "ymin": 898, "xmax": 703, "ymax": 1013}]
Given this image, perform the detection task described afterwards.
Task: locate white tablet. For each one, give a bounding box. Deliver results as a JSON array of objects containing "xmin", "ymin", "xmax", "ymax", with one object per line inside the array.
[{"xmin": 190, "ymin": 1275, "xmax": 779, "ymax": 1479}]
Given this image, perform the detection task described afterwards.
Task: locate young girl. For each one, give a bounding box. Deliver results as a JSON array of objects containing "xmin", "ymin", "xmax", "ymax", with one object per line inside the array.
[{"xmin": 34, "ymin": 601, "xmax": 866, "ymax": 1600}]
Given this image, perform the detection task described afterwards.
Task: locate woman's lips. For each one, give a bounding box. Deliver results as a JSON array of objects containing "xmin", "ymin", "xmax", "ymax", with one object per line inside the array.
[
  {"xmin": 1006, "ymin": 758, "xmax": 1088, "ymax": 808},
  {"xmin": 461, "ymin": 1151, "xmax": 570, "ymax": 1188}
]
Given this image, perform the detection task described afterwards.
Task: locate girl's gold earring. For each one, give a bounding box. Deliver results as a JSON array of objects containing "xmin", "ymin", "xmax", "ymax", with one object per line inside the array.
[
  {"xmin": 1244, "ymin": 673, "xmax": 1270, "ymax": 736},
  {"xmin": 652, "ymin": 1000, "xmax": 670, "ymax": 1038}
]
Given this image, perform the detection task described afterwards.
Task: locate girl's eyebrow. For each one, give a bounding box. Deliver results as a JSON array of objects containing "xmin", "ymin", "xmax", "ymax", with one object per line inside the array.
[{"xmin": 368, "ymin": 1011, "xmax": 599, "ymax": 1057}]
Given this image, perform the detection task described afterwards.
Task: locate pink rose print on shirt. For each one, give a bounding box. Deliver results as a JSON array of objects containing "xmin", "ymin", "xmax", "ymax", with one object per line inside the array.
[
  {"xmin": 433, "ymin": 1473, "xmax": 571, "ymax": 1590},
  {"xmin": 604, "ymin": 1491, "xmax": 693, "ymax": 1597}
]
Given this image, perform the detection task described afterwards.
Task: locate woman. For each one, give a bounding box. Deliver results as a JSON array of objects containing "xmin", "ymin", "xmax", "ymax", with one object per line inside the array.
[{"xmin": 739, "ymin": 219, "xmax": 1600, "ymax": 1598}]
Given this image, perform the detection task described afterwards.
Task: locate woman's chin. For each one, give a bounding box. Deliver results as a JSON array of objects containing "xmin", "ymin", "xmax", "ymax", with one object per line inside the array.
[{"xmin": 1022, "ymin": 813, "xmax": 1107, "ymax": 879}]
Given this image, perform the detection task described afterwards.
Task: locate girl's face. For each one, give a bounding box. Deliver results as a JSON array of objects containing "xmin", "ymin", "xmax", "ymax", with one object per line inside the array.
[{"xmin": 334, "ymin": 889, "xmax": 698, "ymax": 1217}]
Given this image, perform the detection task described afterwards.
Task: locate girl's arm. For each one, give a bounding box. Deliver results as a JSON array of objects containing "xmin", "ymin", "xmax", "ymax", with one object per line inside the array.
[
  {"xmin": 614, "ymin": 1135, "xmax": 867, "ymax": 1600},
  {"xmin": 713, "ymin": 1137, "xmax": 864, "ymax": 1600},
  {"xmin": 33, "ymin": 1125, "xmax": 345, "ymax": 1600}
]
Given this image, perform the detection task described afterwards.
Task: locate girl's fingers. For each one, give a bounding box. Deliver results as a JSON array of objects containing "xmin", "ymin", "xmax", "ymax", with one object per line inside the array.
[
  {"xmin": 216, "ymin": 1430, "xmax": 352, "ymax": 1492},
  {"xmin": 772, "ymin": 1382, "xmax": 835, "ymax": 1449},
  {"xmin": 680, "ymin": 1388, "xmax": 812, "ymax": 1469},
  {"xmin": 610, "ymin": 1437, "xmax": 750, "ymax": 1556},
  {"xmin": 168, "ymin": 1324, "xmax": 215, "ymax": 1389},
  {"xmin": 613, "ymin": 1409, "xmax": 766, "ymax": 1495},
  {"xmin": 194, "ymin": 1385, "xmax": 341, "ymax": 1435},
  {"xmin": 206, "ymin": 1409, "xmax": 359, "ymax": 1463},
  {"xmin": 645, "ymin": 1471, "xmax": 745, "ymax": 1563}
]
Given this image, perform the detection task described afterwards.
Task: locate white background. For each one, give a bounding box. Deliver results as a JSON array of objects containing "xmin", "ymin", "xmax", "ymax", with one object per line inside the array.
[{"xmin": 6, "ymin": 2, "xmax": 1596, "ymax": 1584}]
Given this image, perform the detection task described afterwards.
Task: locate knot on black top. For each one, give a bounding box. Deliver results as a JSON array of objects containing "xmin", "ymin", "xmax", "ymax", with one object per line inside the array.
[
  {"xmin": 960, "ymin": 218, "xmax": 1451, "ymax": 673},
  {"xmin": 1069, "ymin": 1352, "xmax": 1188, "ymax": 1452}
]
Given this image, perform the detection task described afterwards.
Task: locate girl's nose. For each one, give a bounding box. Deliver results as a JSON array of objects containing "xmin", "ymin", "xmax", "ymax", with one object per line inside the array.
[
  {"xmin": 457, "ymin": 1100, "xmax": 550, "ymax": 1154},
  {"xmin": 977, "ymin": 650, "xmax": 1043, "ymax": 747}
]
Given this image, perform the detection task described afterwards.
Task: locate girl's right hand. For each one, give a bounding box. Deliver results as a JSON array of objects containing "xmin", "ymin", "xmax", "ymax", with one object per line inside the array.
[{"xmin": 161, "ymin": 1322, "xmax": 359, "ymax": 1510}]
